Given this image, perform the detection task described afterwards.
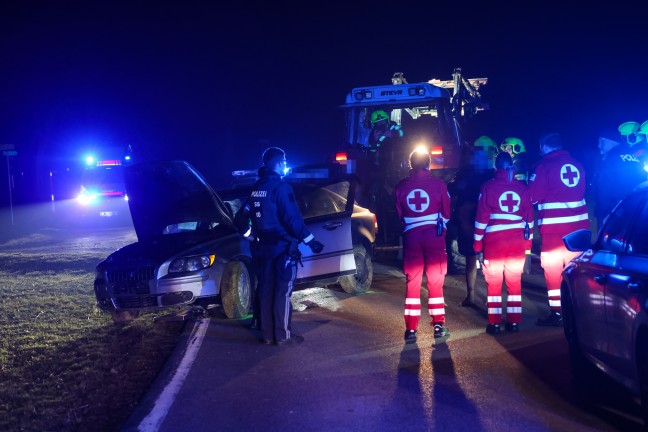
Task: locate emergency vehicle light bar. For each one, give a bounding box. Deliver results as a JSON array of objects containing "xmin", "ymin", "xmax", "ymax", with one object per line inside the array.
[{"xmin": 96, "ymin": 159, "xmax": 121, "ymax": 166}]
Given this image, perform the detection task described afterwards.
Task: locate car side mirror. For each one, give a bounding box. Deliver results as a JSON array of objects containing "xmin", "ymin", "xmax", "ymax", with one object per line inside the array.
[{"xmin": 563, "ymin": 229, "xmax": 592, "ymax": 252}]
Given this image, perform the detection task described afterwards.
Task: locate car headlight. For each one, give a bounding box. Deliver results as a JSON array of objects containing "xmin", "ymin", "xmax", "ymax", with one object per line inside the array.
[{"xmin": 169, "ymin": 254, "xmax": 216, "ymax": 273}]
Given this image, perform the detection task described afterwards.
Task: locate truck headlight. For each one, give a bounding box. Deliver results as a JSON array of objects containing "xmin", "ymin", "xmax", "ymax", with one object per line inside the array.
[{"xmin": 169, "ymin": 254, "xmax": 215, "ymax": 273}]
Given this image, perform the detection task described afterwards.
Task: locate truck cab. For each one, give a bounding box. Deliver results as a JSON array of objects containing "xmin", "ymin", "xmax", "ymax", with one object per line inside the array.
[{"xmin": 333, "ymin": 70, "xmax": 487, "ymax": 245}]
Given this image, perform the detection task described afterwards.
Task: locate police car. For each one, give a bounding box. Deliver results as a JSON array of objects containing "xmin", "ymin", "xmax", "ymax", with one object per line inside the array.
[
  {"xmin": 93, "ymin": 160, "xmax": 376, "ymax": 322},
  {"xmin": 561, "ymin": 181, "xmax": 648, "ymax": 425}
]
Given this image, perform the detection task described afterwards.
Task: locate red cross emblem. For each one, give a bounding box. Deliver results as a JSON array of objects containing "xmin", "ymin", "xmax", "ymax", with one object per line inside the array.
[
  {"xmin": 499, "ymin": 191, "xmax": 520, "ymax": 213},
  {"xmin": 406, "ymin": 189, "xmax": 429, "ymax": 212},
  {"xmin": 560, "ymin": 164, "xmax": 580, "ymax": 187}
]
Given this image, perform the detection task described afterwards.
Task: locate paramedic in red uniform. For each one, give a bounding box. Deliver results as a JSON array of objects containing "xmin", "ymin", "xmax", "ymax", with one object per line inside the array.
[
  {"xmin": 394, "ymin": 149, "xmax": 451, "ymax": 342},
  {"xmin": 527, "ymin": 133, "xmax": 590, "ymax": 326},
  {"xmin": 473, "ymin": 152, "xmax": 533, "ymax": 334}
]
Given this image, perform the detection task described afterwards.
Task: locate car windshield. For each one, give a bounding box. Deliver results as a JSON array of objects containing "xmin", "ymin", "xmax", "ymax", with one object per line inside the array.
[{"xmin": 82, "ymin": 166, "xmax": 124, "ymax": 187}]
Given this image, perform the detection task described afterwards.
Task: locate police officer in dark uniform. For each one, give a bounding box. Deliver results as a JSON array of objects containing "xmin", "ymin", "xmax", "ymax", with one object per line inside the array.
[{"xmin": 242, "ymin": 147, "xmax": 324, "ymax": 345}]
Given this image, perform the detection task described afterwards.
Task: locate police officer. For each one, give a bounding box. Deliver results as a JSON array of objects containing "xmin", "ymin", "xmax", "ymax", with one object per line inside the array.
[
  {"xmin": 243, "ymin": 147, "xmax": 324, "ymax": 345},
  {"xmin": 473, "ymin": 152, "xmax": 533, "ymax": 334},
  {"xmin": 591, "ymin": 127, "xmax": 644, "ymax": 228},
  {"xmin": 527, "ymin": 133, "xmax": 590, "ymax": 326},
  {"xmin": 394, "ymin": 149, "xmax": 451, "ymax": 342}
]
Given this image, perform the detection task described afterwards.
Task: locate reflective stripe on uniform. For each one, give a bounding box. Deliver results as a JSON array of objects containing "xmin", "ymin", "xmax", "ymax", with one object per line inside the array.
[
  {"xmin": 538, "ymin": 199, "xmax": 587, "ymax": 210},
  {"xmin": 404, "ymin": 309, "xmax": 421, "ymax": 316}
]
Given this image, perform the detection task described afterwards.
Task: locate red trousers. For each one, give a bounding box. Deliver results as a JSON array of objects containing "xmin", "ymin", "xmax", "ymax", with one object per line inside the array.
[
  {"xmin": 483, "ymin": 238, "xmax": 526, "ymax": 325},
  {"xmin": 540, "ymin": 233, "xmax": 580, "ymax": 312},
  {"xmin": 402, "ymin": 229, "xmax": 447, "ymax": 330}
]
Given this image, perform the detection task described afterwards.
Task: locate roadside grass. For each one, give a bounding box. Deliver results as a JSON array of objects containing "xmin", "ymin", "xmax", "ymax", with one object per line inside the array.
[{"xmin": 0, "ymin": 250, "xmax": 185, "ymax": 431}]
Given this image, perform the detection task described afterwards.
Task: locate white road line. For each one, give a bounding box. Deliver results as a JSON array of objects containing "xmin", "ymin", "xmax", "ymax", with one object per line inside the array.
[{"xmin": 137, "ymin": 317, "xmax": 210, "ymax": 432}]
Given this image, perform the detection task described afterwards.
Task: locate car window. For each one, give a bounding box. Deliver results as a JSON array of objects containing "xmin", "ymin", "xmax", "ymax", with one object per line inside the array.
[
  {"xmin": 597, "ymin": 192, "xmax": 645, "ymax": 253},
  {"xmin": 296, "ymin": 181, "xmax": 351, "ymax": 219},
  {"xmin": 627, "ymin": 199, "xmax": 648, "ymax": 255}
]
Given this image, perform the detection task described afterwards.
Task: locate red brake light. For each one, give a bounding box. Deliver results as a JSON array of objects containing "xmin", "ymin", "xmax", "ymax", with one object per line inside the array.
[
  {"xmin": 335, "ymin": 152, "xmax": 348, "ymax": 162},
  {"xmin": 430, "ymin": 146, "xmax": 443, "ymax": 156}
]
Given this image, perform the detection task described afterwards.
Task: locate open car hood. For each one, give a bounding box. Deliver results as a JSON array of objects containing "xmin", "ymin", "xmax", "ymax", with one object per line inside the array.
[{"xmin": 124, "ymin": 160, "xmax": 234, "ymax": 242}]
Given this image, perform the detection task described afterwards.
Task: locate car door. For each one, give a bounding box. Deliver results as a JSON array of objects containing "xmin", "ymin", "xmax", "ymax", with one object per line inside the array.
[
  {"xmin": 604, "ymin": 192, "xmax": 648, "ymax": 380},
  {"xmin": 570, "ymin": 193, "xmax": 644, "ymax": 358},
  {"xmin": 292, "ymin": 179, "xmax": 356, "ymax": 283}
]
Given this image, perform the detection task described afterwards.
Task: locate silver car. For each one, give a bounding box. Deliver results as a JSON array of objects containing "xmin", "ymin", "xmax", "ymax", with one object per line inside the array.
[
  {"xmin": 93, "ymin": 160, "xmax": 375, "ymax": 322},
  {"xmin": 561, "ymin": 182, "xmax": 648, "ymax": 425}
]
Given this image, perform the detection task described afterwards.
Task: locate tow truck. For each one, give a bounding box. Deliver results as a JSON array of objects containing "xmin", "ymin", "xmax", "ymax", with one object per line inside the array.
[{"xmin": 329, "ymin": 68, "xmax": 488, "ymax": 246}]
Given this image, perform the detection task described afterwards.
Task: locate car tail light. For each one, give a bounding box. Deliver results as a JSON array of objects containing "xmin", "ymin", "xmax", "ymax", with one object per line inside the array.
[
  {"xmin": 335, "ymin": 152, "xmax": 348, "ymax": 162},
  {"xmin": 430, "ymin": 146, "xmax": 443, "ymax": 155}
]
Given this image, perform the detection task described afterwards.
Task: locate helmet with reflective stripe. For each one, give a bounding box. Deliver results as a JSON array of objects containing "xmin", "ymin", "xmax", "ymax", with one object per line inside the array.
[
  {"xmin": 370, "ymin": 110, "xmax": 389, "ymax": 124},
  {"xmin": 500, "ymin": 137, "xmax": 525, "ymax": 154}
]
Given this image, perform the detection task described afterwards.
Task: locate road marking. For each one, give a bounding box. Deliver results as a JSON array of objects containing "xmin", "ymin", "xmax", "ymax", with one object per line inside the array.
[{"xmin": 137, "ymin": 317, "xmax": 210, "ymax": 432}]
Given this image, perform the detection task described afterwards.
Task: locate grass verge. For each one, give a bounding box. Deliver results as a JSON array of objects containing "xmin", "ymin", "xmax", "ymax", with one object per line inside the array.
[{"xmin": 0, "ymin": 248, "xmax": 185, "ymax": 431}]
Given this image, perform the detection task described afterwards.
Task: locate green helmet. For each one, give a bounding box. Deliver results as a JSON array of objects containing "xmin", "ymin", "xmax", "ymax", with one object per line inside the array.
[
  {"xmin": 370, "ymin": 110, "xmax": 389, "ymax": 124},
  {"xmin": 500, "ymin": 137, "xmax": 525, "ymax": 154},
  {"xmin": 619, "ymin": 121, "xmax": 639, "ymax": 136},
  {"xmin": 619, "ymin": 121, "xmax": 641, "ymax": 145},
  {"xmin": 640, "ymin": 120, "xmax": 648, "ymax": 136},
  {"xmin": 474, "ymin": 135, "xmax": 498, "ymax": 153}
]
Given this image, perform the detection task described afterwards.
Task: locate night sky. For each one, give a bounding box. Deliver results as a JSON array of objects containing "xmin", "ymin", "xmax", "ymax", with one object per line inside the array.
[{"xmin": 1, "ymin": 2, "xmax": 647, "ymax": 202}]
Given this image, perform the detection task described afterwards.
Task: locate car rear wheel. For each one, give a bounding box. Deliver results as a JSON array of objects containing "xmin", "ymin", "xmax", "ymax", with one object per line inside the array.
[
  {"xmin": 338, "ymin": 245, "xmax": 373, "ymax": 294},
  {"xmin": 221, "ymin": 261, "xmax": 252, "ymax": 319}
]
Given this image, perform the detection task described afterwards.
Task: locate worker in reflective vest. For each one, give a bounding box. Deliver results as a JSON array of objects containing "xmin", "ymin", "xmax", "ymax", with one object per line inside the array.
[{"xmin": 394, "ymin": 149, "xmax": 451, "ymax": 342}]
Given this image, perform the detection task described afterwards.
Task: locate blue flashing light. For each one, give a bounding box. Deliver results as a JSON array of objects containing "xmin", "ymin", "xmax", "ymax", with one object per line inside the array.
[
  {"xmin": 77, "ymin": 192, "xmax": 99, "ymax": 206},
  {"xmin": 124, "ymin": 155, "xmax": 131, "ymax": 161},
  {"xmin": 85, "ymin": 155, "xmax": 96, "ymax": 166}
]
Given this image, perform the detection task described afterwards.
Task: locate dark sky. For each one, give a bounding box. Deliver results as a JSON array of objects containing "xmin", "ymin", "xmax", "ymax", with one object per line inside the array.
[{"xmin": 1, "ymin": 1, "xmax": 647, "ymax": 191}]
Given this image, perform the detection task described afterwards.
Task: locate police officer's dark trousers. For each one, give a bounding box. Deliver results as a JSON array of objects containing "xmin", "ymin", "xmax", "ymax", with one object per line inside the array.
[{"xmin": 258, "ymin": 242, "xmax": 297, "ymax": 343}]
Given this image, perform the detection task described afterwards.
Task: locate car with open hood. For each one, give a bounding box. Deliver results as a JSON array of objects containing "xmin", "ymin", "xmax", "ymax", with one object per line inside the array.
[{"xmin": 93, "ymin": 160, "xmax": 375, "ymax": 322}]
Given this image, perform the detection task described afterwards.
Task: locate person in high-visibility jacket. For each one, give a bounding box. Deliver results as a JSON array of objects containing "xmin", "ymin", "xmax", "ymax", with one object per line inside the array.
[
  {"xmin": 527, "ymin": 133, "xmax": 590, "ymax": 327},
  {"xmin": 473, "ymin": 152, "xmax": 533, "ymax": 334},
  {"xmin": 394, "ymin": 149, "xmax": 451, "ymax": 342}
]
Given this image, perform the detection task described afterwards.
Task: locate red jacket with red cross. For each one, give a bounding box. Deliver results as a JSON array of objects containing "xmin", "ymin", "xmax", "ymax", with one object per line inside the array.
[
  {"xmin": 394, "ymin": 170, "xmax": 451, "ymax": 235},
  {"xmin": 527, "ymin": 149, "xmax": 589, "ymax": 236},
  {"xmin": 473, "ymin": 169, "xmax": 534, "ymax": 253}
]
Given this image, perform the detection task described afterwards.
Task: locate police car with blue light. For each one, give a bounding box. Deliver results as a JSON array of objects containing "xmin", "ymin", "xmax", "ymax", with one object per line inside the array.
[{"xmin": 561, "ymin": 181, "xmax": 648, "ymax": 425}]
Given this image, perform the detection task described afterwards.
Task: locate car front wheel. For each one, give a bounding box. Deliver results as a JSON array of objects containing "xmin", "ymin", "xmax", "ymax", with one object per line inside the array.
[
  {"xmin": 562, "ymin": 284, "xmax": 598, "ymax": 391},
  {"xmin": 338, "ymin": 245, "xmax": 373, "ymax": 294},
  {"xmin": 220, "ymin": 261, "xmax": 252, "ymax": 319},
  {"xmin": 637, "ymin": 332, "xmax": 648, "ymax": 427}
]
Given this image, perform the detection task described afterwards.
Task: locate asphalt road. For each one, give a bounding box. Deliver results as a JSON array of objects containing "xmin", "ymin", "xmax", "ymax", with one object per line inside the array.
[
  {"xmin": 1, "ymin": 209, "xmax": 642, "ymax": 432},
  {"xmin": 121, "ymin": 252, "xmax": 644, "ymax": 432}
]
